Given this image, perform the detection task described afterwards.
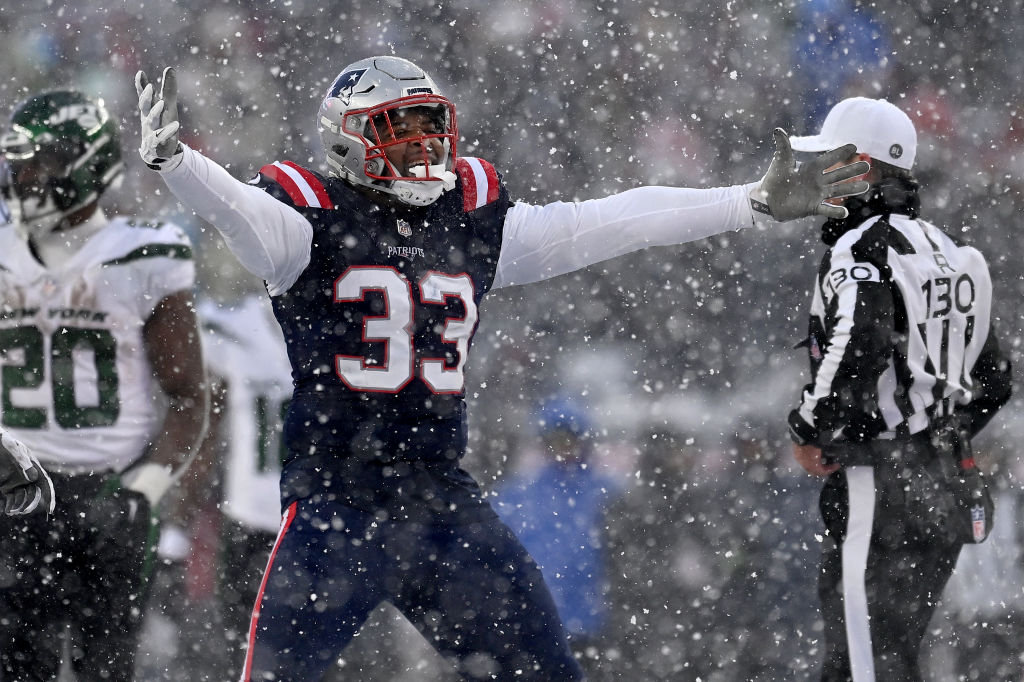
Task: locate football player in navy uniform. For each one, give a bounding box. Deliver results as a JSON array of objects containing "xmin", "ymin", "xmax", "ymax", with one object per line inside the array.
[{"xmin": 136, "ymin": 57, "xmax": 869, "ymax": 681}]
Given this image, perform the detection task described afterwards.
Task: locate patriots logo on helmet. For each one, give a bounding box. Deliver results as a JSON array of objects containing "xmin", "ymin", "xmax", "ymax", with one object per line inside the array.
[{"xmin": 328, "ymin": 68, "xmax": 367, "ymax": 106}]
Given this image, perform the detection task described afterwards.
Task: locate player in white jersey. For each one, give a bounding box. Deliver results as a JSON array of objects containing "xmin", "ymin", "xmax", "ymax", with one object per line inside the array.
[
  {"xmin": 198, "ymin": 295, "xmax": 293, "ymax": 661},
  {"xmin": 0, "ymin": 158, "xmax": 53, "ymax": 517},
  {"xmin": 0, "ymin": 90, "xmax": 209, "ymax": 681}
]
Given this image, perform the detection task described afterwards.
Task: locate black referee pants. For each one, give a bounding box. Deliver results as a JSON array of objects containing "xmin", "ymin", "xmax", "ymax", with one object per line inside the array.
[{"xmin": 817, "ymin": 437, "xmax": 963, "ymax": 682}]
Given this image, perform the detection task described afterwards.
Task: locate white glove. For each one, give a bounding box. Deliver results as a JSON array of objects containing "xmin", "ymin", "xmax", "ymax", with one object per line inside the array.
[
  {"xmin": 0, "ymin": 429, "xmax": 55, "ymax": 515},
  {"xmin": 121, "ymin": 461, "xmax": 175, "ymax": 508},
  {"xmin": 136, "ymin": 67, "xmax": 183, "ymax": 171},
  {"xmin": 750, "ymin": 128, "xmax": 870, "ymax": 221},
  {"xmin": 157, "ymin": 523, "xmax": 192, "ymax": 562}
]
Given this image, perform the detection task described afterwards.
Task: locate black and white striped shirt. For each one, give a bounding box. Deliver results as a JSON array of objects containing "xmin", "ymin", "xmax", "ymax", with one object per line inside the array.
[{"xmin": 791, "ymin": 212, "xmax": 1011, "ymax": 446}]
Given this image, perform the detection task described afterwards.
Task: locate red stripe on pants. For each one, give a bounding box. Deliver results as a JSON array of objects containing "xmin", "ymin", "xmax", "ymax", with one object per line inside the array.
[{"xmin": 240, "ymin": 501, "xmax": 298, "ymax": 681}]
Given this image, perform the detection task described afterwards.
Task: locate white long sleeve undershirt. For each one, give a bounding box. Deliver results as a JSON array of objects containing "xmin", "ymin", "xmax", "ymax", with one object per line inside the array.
[
  {"xmin": 492, "ymin": 184, "xmax": 757, "ymax": 289},
  {"xmin": 159, "ymin": 144, "xmax": 760, "ymax": 295},
  {"xmin": 161, "ymin": 144, "xmax": 313, "ymax": 295}
]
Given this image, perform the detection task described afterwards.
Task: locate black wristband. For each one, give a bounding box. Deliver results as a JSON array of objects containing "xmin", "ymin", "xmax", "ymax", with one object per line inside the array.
[
  {"xmin": 788, "ymin": 409, "xmax": 818, "ymax": 446},
  {"xmin": 146, "ymin": 143, "xmax": 183, "ymax": 172},
  {"xmin": 750, "ymin": 196, "xmax": 773, "ymax": 217}
]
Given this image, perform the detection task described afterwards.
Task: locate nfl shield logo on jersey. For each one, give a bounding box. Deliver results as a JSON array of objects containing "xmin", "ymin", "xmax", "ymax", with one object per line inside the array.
[
  {"xmin": 397, "ymin": 219, "xmax": 412, "ymax": 237},
  {"xmin": 971, "ymin": 504, "xmax": 987, "ymax": 543}
]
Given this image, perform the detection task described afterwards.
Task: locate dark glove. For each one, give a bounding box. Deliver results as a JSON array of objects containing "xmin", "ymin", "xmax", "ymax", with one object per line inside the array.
[
  {"xmin": 750, "ymin": 128, "xmax": 870, "ymax": 221},
  {"xmin": 81, "ymin": 474, "xmax": 153, "ymax": 550},
  {"xmin": 0, "ymin": 428, "xmax": 54, "ymax": 515}
]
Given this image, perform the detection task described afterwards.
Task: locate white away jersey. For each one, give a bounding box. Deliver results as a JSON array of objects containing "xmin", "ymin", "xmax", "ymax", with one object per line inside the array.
[
  {"xmin": 199, "ymin": 296, "xmax": 293, "ymax": 532},
  {"xmin": 0, "ymin": 217, "xmax": 195, "ymax": 472}
]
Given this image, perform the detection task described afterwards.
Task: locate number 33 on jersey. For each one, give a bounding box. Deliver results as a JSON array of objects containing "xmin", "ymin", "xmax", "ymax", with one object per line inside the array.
[{"xmin": 334, "ymin": 267, "xmax": 476, "ymax": 393}]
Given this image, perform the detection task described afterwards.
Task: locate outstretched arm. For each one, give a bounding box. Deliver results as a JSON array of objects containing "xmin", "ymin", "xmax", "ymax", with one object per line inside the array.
[
  {"xmin": 136, "ymin": 68, "xmax": 313, "ymax": 295},
  {"xmin": 493, "ymin": 129, "xmax": 869, "ymax": 289},
  {"xmin": 121, "ymin": 290, "xmax": 210, "ymax": 508},
  {"xmin": 494, "ymin": 183, "xmax": 756, "ymax": 288}
]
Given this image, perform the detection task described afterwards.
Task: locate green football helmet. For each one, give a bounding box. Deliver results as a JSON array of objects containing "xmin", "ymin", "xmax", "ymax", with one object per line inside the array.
[{"xmin": 0, "ymin": 90, "xmax": 123, "ymax": 234}]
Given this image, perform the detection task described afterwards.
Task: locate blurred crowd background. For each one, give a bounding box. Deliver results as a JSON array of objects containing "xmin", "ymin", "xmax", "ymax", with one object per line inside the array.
[{"xmin": 3, "ymin": 0, "xmax": 1024, "ymax": 679}]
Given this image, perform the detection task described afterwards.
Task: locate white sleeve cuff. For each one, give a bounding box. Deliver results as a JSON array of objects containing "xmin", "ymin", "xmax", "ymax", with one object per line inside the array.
[{"xmin": 122, "ymin": 462, "xmax": 175, "ymax": 507}]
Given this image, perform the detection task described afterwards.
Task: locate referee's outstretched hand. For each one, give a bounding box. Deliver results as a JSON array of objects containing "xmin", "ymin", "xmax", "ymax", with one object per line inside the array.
[{"xmin": 754, "ymin": 128, "xmax": 870, "ymax": 221}]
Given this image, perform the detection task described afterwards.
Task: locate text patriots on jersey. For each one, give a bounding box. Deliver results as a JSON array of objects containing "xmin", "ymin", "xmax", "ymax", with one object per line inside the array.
[{"xmin": 386, "ymin": 245, "xmax": 426, "ymax": 261}]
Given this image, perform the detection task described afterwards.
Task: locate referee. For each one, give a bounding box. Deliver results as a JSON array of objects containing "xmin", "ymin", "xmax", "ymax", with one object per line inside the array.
[{"xmin": 785, "ymin": 97, "xmax": 1012, "ymax": 682}]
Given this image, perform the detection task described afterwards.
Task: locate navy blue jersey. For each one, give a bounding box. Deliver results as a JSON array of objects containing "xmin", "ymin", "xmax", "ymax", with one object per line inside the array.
[{"xmin": 253, "ymin": 159, "xmax": 510, "ymax": 519}]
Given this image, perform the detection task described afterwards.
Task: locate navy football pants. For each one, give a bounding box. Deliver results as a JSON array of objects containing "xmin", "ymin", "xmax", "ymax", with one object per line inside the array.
[{"xmin": 242, "ymin": 497, "xmax": 584, "ymax": 681}]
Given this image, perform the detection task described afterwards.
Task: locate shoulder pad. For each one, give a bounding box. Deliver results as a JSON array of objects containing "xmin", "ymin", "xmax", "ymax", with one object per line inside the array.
[
  {"xmin": 257, "ymin": 161, "xmax": 335, "ymax": 209},
  {"xmin": 100, "ymin": 217, "xmax": 193, "ymax": 265},
  {"xmin": 455, "ymin": 157, "xmax": 500, "ymax": 212},
  {"xmin": 119, "ymin": 217, "xmax": 168, "ymax": 231},
  {"xmin": 108, "ymin": 216, "xmax": 191, "ymax": 245}
]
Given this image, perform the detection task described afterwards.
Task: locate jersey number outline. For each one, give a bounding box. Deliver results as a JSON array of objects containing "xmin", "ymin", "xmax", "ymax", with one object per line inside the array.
[
  {"xmin": 334, "ymin": 266, "xmax": 477, "ymax": 394},
  {"xmin": 919, "ymin": 274, "xmax": 977, "ymax": 390},
  {"xmin": 1, "ymin": 325, "xmax": 119, "ymax": 429}
]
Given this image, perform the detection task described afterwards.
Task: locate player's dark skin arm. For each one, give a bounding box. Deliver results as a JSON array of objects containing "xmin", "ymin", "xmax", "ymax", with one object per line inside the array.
[
  {"xmin": 143, "ymin": 290, "xmax": 210, "ymax": 476},
  {"xmin": 792, "ymin": 442, "xmax": 840, "ymax": 477},
  {"xmin": 171, "ymin": 374, "xmax": 227, "ymax": 527}
]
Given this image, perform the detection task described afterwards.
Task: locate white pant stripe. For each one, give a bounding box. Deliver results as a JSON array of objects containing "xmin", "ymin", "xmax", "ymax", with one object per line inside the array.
[{"xmin": 843, "ymin": 465, "xmax": 877, "ymax": 681}]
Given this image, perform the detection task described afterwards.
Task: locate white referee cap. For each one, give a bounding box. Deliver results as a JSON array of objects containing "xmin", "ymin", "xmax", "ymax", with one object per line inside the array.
[{"xmin": 790, "ymin": 97, "xmax": 917, "ymax": 170}]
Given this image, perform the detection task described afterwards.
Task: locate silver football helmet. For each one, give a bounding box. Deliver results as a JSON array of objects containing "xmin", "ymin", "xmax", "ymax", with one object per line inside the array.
[{"xmin": 318, "ymin": 56, "xmax": 458, "ymax": 207}]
